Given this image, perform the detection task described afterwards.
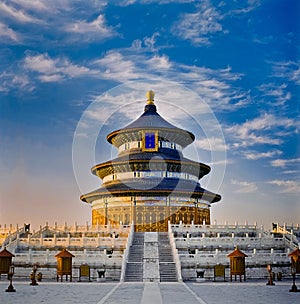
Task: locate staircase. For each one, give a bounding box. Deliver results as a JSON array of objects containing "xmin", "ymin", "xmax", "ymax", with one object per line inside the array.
[
  {"xmin": 124, "ymin": 232, "xmax": 144, "ymax": 282},
  {"xmin": 158, "ymin": 232, "xmax": 178, "ymax": 282}
]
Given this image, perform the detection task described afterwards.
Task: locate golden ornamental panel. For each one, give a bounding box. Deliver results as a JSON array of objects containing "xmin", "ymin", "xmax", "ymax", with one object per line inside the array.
[{"xmin": 92, "ymin": 204, "xmax": 210, "ymax": 231}]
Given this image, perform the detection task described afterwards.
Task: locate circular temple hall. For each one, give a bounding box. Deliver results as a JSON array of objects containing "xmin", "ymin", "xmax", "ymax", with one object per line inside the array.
[{"xmin": 80, "ymin": 91, "xmax": 221, "ymax": 232}]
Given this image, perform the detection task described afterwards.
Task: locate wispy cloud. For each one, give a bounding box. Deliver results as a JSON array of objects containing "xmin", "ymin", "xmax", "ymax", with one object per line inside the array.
[
  {"xmin": 172, "ymin": 0, "xmax": 261, "ymax": 45},
  {"xmin": 267, "ymin": 180, "xmax": 300, "ymax": 194},
  {"xmin": 231, "ymin": 179, "xmax": 258, "ymax": 193},
  {"xmin": 9, "ymin": 0, "xmax": 49, "ymax": 11},
  {"xmin": 258, "ymin": 83, "xmax": 291, "ymax": 106},
  {"xmin": 65, "ymin": 14, "xmax": 116, "ymax": 40},
  {"xmin": 0, "ymin": 22, "xmax": 20, "ymax": 42},
  {"xmin": 172, "ymin": 0, "xmax": 223, "ymax": 45},
  {"xmin": 271, "ymin": 158, "xmax": 300, "ymax": 168},
  {"xmin": 195, "ymin": 137, "xmax": 227, "ymax": 152},
  {"xmin": 0, "ymin": 2, "xmax": 41, "ymax": 23},
  {"xmin": 242, "ymin": 150, "xmax": 282, "ymax": 160},
  {"xmin": 92, "ymin": 50, "xmax": 246, "ymax": 111},
  {"xmin": 23, "ymin": 53, "xmax": 96, "ymax": 82},
  {"xmin": 0, "ymin": 72, "xmax": 32, "ymax": 92},
  {"xmin": 272, "ymin": 60, "xmax": 300, "ymax": 86},
  {"xmin": 226, "ymin": 113, "xmax": 295, "ymax": 148}
]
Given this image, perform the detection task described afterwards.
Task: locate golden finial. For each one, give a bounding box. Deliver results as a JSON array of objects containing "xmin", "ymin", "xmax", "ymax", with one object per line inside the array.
[{"xmin": 146, "ymin": 90, "xmax": 155, "ymax": 105}]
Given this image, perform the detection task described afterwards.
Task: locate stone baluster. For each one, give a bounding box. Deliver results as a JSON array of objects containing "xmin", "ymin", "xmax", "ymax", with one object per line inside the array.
[
  {"xmin": 82, "ymin": 233, "xmax": 86, "ymax": 247},
  {"xmin": 98, "ymin": 233, "xmax": 101, "ymax": 247},
  {"xmin": 67, "ymin": 233, "xmax": 71, "ymax": 246},
  {"xmin": 28, "ymin": 248, "xmax": 32, "ymax": 264},
  {"xmin": 84, "ymin": 248, "xmax": 87, "ymax": 264},
  {"xmin": 45, "ymin": 249, "xmax": 50, "ymax": 264},
  {"xmin": 270, "ymin": 248, "xmax": 274, "ymax": 263}
]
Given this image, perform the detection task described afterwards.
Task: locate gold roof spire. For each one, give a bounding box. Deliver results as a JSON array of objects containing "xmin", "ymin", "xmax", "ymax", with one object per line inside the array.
[{"xmin": 146, "ymin": 90, "xmax": 155, "ymax": 105}]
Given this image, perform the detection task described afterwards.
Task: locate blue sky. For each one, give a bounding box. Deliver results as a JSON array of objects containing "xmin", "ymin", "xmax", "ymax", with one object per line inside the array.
[{"xmin": 0, "ymin": 0, "xmax": 299, "ymax": 229}]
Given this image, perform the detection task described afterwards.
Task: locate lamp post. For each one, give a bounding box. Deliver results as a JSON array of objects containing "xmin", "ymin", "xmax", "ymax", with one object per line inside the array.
[
  {"xmin": 266, "ymin": 264, "xmax": 275, "ymax": 285},
  {"xmin": 30, "ymin": 264, "xmax": 39, "ymax": 286},
  {"xmin": 5, "ymin": 265, "xmax": 16, "ymax": 292},
  {"xmin": 290, "ymin": 265, "xmax": 298, "ymax": 292}
]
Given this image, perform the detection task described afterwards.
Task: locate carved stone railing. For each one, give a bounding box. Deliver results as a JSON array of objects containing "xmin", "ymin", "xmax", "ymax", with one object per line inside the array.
[
  {"xmin": 168, "ymin": 221, "xmax": 182, "ymax": 282},
  {"xmin": 120, "ymin": 223, "xmax": 134, "ymax": 282}
]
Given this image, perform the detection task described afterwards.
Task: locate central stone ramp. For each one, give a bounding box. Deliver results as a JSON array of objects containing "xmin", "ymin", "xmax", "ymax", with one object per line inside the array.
[
  {"xmin": 158, "ymin": 232, "xmax": 178, "ymax": 282},
  {"xmin": 124, "ymin": 232, "xmax": 178, "ymax": 282},
  {"xmin": 124, "ymin": 232, "xmax": 144, "ymax": 282}
]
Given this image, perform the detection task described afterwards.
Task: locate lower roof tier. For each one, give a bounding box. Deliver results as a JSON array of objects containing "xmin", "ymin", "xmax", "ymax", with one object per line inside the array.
[
  {"xmin": 80, "ymin": 178, "xmax": 221, "ymax": 204},
  {"xmin": 92, "ymin": 151, "xmax": 211, "ymax": 180}
]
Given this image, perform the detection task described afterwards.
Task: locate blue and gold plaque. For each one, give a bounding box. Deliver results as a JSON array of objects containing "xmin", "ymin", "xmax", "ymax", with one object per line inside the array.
[{"xmin": 142, "ymin": 130, "xmax": 158, "ymax": 152}]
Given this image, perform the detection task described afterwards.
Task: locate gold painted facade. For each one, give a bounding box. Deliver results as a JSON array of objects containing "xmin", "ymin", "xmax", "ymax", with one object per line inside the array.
[{"xmin": 92, "ymin": 204, "xmax": 210, "ymax": 232}]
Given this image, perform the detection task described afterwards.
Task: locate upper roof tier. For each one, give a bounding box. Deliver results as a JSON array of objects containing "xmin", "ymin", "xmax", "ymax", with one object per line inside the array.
[{"xmin": 107, "ymin": 91, "xmax": 195, "ymax": 148}]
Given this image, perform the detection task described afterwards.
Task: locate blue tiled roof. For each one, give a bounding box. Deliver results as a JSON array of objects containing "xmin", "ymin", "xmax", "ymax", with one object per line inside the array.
[
  {"xmin": 107, "ymin": 104, "xmax": 195, "ymax": 146},
  {"xmin": 81, "ymin": 178, "xmax": 221, "ymax": 203}
]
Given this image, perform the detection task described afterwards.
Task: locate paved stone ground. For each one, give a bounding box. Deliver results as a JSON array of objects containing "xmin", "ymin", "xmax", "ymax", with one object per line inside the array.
[{"xmin": 0, "ymin": 280, "xmax": 299, "ymax": 304}]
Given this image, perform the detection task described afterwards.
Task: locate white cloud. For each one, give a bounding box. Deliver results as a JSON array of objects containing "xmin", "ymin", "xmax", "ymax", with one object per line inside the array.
[
  {"xmin": 147, "ymin": 55, "xmax": 172, "ymax": 69},
  {"xmin": 0, "ymin": 22, "xmax": 20, "ymax": 42},
  {"xmin": 195, "ymin": 137, "xmax": 227, "ymax": 152},
  {"xmin": 10, "ymin": 0, "xmax": 49, "ymax": 11},
  {"xmin": 94, "ymin": 51, "xmax": 140, "ymax": 81},
  {"xmin": 231, "ymin": 179, "xmax": 258, "ymax": 193},
  {"xmin": 172, "ymin": 0, "xmax": 261, "ymax": 45},
  {"xmin": 143, "ymin": 32, "xmax": 160, "ymax": 51},
  {"xmin": 23, "ymin": 53, "xmax": 96, "ymax": 82},
  {"xmin": 272, "ymin": 60, "xmax": 300, "ymax": 86},
  {"xmin": 92, "ymin": 50, "xmax": 246, "ymax": 111},
  {"xmin": 0, "ymin": 2, "xmax": 41, "ymax": 23},
  {"xmin": 226, "ymin": 113, "xmax": 295, "ymax": 148},
  {"xmin": 271, "ymin": 158, "xmax": 300, "ymax": 168},
  {"xmin": 267, "ymin": 180, "xmax": 300, "ymax": 194},
  {"xmin": 224, "ymin": 0, "xmax": 261, "ymax": 15},
  {"xmin": 66, "ymin": 14, "xmax": 115, "ymax": 39},
  {"xmin": 243, "ymin": 150, "xmax": 282, "ymax": 160},
  {"xmin": 258, "ymin": 83, "xmax": 291, "ymax": 106},
  {"xmin": 0, "ymin": 72, "xmax": 32, "ymax": 92},
  {"xmin": 172, "ymin": 0, "xmax": 222, "ymax": 45}
]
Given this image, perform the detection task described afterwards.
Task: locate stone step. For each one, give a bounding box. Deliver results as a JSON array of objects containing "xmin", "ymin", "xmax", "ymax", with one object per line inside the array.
[
  {"xmin": 124, "ymin": 233, "xmax": 145, "ymax": 282},
  {"xmin": 157, "ymin": 233, "xmax": 178, "ymax": 282},
  {"xmin": 124, "ymin": 262, "xmax": 143, "ymax": 282}
]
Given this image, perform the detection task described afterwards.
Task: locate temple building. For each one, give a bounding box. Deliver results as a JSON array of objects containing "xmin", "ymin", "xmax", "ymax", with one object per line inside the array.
[{"xmin": 80, "ymin": 91, "xmax": 221, "ymax": 232}]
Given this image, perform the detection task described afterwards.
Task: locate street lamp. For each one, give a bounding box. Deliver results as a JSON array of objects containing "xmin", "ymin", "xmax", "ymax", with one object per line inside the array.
[
  {"xmin": 266, "ymin": 264, "xmax": 275, "ymax": 285},
  {"xmin": 30, "ymin": 264, "xmax": 39, "ymax": 286},
  {"xmin": 5, "ymin": 265, "xmax": 16, "ymax": 292},
  {"xmin": 290, "ymin": 265, "xmax": 298, "ymax": 292}
]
